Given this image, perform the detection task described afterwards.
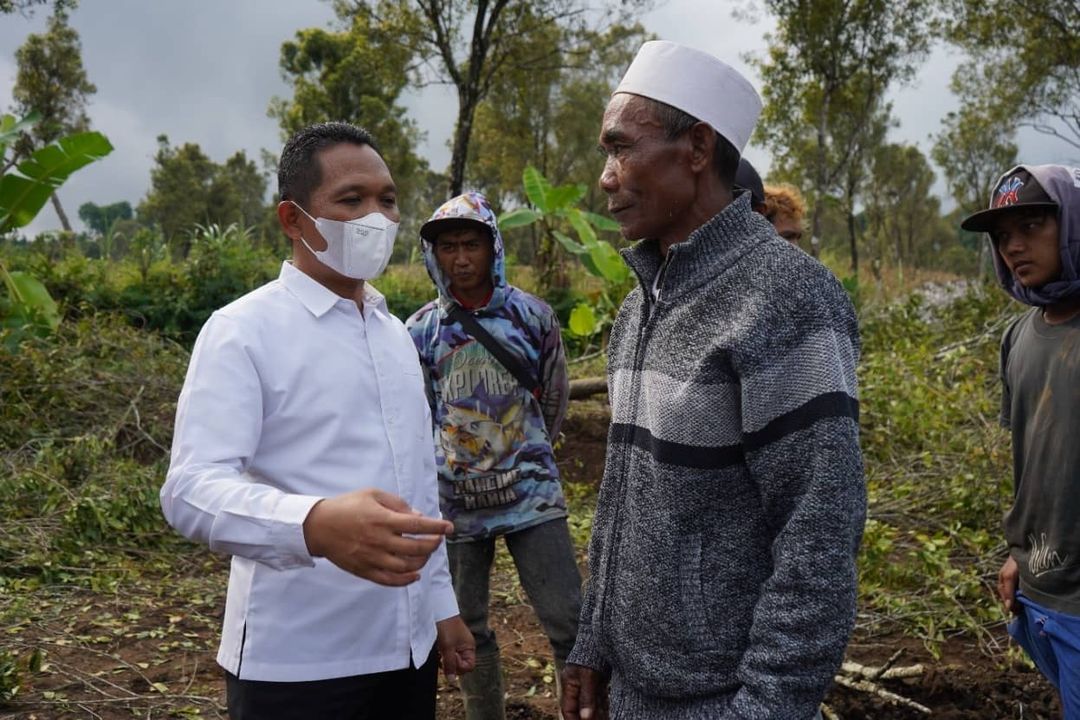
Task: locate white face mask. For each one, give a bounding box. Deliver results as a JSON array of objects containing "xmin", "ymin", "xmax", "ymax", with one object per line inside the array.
[{"xmin": 291, "ymin": 202, "xmax": 399, "ymax": 280}]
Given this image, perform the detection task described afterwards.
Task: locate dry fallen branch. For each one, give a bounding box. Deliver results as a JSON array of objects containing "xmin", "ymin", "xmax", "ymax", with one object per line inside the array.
[
  {"xmin": 835, "ymin": 652, "xmax": 931, "ymax": 715},
  {"xmin": 834, "ymin": 673, "xmax": 932, "ymax": 714},
  {"xmin": 841, "ymin": 659, "xmax": 925, "ymax": 680}
]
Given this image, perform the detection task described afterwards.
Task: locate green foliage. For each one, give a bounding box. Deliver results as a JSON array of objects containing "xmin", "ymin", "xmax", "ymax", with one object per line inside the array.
[
  {"xmin": 137, "ymin": 136, "xmax": 269, "ymax": 249},
  {"xmin": 0, "ymin": 112, "xmax": 112, "ymax": 345},
  {"xmin": 183, "ymin": 223, "xmax": 279, "ymax": 329},
  {"xmin": 4, "ymin": 222, "xmax": 280, "ymax": 343},
  {"xmin": 77, "ymin": 199, "xmax": 133, "ymax": 236},
  {"xmin": 943, "ymin": 0, "xmax": 1080, "ymax": 152},
  {"xmin": 499, "ymin": 166, "xmax": 630, "ymax": 348},
  {"xmin": 0, "ymin": 264, "xmax": 60, "ymax": 344},
  {"xmin": 268, "ymin": 7, "xmax": 432, "ymax": 238},
  {"xmin": 10, "ymin": 7, "xmax": 96, "ymax": 151},
  {"xmin": 0, "ymin": 314, "xmax": 188, "ymax": 586},
  {"xmin": 754, "ymin": 0, "xmax": 931, "ymax": 262},
  {"xmin": 0, "ymin": 117, "xmax": 113, "ymax": 232},
  {"xmin": 464, "ymin": 20, "xmax": 648, "ymax": 246},
  {"xmin": 932, "ymin": 109, "xmax": 1019, "ymax": 217},
  {"xmin": 340, "ymin": 0, "xmax": 650, "ymax": 198},
  {"xmin": 0, "ymin": 111, "xmax": 40, "ymax": 152},
  {"xmin": 0, "ymin": 0, "xmax": 65, "ymax": 13},
  {"xmin": 10, "ymin": 5, "xmax": 96, "ymax": 232},
  {"xmin": 0, "ymin": 645, "xmax": 40, "ymax": 706},
  {"xmin": 862, "ymin": 143, "xmax": 945, "ymax": 268},
  {"xmin": 372, "ymin": 262, "xmax": 437, "ymax": 320},
  {"xmin": 856, "ymin": 284, "xmax": 1019, "ymax": 650},
  {"xmin": 0, "ymin": 650, "xmax": 17, "ymax": 704}
]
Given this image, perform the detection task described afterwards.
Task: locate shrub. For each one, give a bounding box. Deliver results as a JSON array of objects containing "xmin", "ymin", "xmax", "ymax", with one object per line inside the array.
[{"xmin": 0, "ymin": 314, "xmax": 188, "ymax": 585}]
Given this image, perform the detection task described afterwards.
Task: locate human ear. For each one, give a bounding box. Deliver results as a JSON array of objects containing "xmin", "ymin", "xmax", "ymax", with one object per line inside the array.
[
  {"xmin": 688, "ymin": 122, "xmax": 715, "ymax": 173},
  {"xmin": 277, "ymin": 200, "xmax": 303, "ymax": 243}
]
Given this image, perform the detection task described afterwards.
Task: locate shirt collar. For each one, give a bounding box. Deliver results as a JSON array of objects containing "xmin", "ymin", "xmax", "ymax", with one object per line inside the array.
[{"xmin": 279, "ymin": 261, "xmax": 388, "ymax": 319}]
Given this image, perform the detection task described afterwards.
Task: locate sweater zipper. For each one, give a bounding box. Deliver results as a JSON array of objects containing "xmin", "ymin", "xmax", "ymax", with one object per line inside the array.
[{"xmin": 598, "ymin": 249, "xmax": 673, "ymax": 631}]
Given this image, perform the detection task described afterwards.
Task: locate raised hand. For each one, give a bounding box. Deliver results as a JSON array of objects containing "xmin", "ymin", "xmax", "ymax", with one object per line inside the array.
[{"xmin": 303, "ymin": 488, "xmax": 453, "ymax": 586}]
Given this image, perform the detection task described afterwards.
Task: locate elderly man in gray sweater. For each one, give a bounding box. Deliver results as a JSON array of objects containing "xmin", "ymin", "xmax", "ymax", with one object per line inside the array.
[{"xmin": 560, "ymin": 41, "xmax": 867, "ymax": 720}]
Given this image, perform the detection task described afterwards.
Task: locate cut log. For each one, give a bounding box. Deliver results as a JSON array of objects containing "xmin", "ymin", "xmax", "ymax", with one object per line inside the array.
[{"xmin": 569, "ymin": 377, "xmax": 607, "ymax": 400}]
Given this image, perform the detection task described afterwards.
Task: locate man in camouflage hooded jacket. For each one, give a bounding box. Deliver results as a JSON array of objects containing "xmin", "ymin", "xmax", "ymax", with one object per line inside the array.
[{"xmin": 407, "ymin": 192, "xmax": 580, "ymax": 720}]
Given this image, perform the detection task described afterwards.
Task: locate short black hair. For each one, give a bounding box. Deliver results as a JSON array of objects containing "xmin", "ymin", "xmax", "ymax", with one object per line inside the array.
[
  {"xmin": 278, "ymin": 122, "xmax": 381, "ymax": 205},
  {"xmin": 647, "ymin": 98, "xmax": 740, "ymax": 187},
  {"xmin": 989, "ymin": 206, "xmax": 1058, "ymax": 242}
]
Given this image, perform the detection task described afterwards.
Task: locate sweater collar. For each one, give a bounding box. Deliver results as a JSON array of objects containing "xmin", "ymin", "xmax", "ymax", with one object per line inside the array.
[{"xmin": 622, "ymin": 192, "xmax": 765, "ymax": 302}]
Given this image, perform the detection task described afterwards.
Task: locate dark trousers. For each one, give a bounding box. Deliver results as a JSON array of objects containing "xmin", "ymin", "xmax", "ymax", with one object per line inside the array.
[
  {"xmin": 448, "ymin": 517, "xmax": 582, "ymax": 663},
  {"xmin": 225, "ymin": 650, "xmax": 437, "ymax": 720}
]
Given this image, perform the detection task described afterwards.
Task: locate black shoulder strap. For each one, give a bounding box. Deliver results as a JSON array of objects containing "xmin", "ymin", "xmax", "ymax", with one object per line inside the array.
[
  {"xmin": 448, "ymin": 305, "xmax": 541, "ymax": 398},
  {"xmin": 1000, "ymin": 312, "xmax": 1025, "ymax": 367}
]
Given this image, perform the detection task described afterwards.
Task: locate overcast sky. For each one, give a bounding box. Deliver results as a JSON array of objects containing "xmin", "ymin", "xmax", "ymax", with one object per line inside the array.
[{"xmin": 0, "ymin": 0, "xmax": 1070, "ymax": 236}]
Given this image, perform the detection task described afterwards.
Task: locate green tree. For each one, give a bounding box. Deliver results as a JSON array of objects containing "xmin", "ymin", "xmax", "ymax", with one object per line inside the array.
[
  {"xmin": 835, "ymin": 96, "xmax": 891, "ymax": 274},
  {"xmin": 754, "ymin": 0, "xmax": 931, "ymax": 260},
  {"xmin": 137, "ymin": 136, "xmax": 268, "ymax": 252},
  {"xmin": 268, "ymin": 7, "xmax": 429, "ymax": 227},
  {"xmin": 10, "ymin": 6, "xmax": 96, "ymax": 232},
  {"xmin": 466, "ymin": 22, "xmax": 648, "ymax": 270},
  {"xmin": 943, "ymin": 0, "xmax": 1080, "ymax": 151},
  {"xmin": 863, "ymin": 143, "xmax": 940, "ymax": 270},
  {"xmin": 0, "ymin": 0, "xmax": 72, "ymax": 13},
  {"xmin": 77, "ymin": 200, "xmax": 132, "ymax": 236},
  {"xmin": 209, "ymin": 151, "xmax": 268, "ymax": 233},
  {"xmin": 931, "ymin": 108, "xmax": 1018, "ymax": 278},
  {"xmin": 337, "ymin": 0, "xmax": 651, "ymax": 198},
  {"xmin": 932, "ymin": 109, "xmax": 1019, "ymax": 218},
  {"xmin": 137, "ymin": 137, "xmax": 214, "ymax": 247}
]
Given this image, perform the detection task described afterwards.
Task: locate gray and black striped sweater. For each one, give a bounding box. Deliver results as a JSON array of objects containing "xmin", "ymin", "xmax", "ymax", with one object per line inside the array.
[{"xmin": 567, "ymin": 194, "xmax": 867, "ymax": 720}]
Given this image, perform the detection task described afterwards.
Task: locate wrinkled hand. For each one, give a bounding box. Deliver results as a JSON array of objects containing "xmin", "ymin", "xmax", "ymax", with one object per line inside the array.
[
  {"xmin": 997, "ymin": 555, "xmax": 1020, "ymax": 615},
  {"xmin": 303, "ymin": 488, "xmax": 453, "ymax": 586},
  {"xmin": 561, "ymin": 663, "xmax": 609, "ymax": 720},
  {"xmin": 436, "ymin": 616, "xmax": 476, "ymax": 680}
]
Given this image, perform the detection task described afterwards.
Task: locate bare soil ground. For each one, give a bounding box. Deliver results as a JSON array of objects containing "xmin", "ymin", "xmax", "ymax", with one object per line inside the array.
[{"xmin": 0, "ymin": 400, "xmax": 1060, "ymax": 719}]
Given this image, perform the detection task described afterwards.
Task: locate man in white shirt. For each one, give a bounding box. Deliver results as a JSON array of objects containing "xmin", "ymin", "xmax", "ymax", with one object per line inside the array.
[{"xmin": 161, "ymin": 121, "xmax": 475, "ymax": 719}]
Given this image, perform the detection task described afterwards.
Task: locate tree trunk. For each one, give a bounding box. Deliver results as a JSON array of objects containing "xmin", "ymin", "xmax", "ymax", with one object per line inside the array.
[
  {"xmin": 810, "ymin": 202, "xmax": 823, "ymax": 259},
  {"xmin": 51, "ymin": 192, "xmax": 73, "ymax": 232},
  {"xmin": 847, "ymin": 207, "xmax": 859, "ymax": 275},
  {"xmin": 447, "ymin": 89, "xmax": 476, "ymax": 198},
  {"xmin": 536, "ymin": 228, "xmax": 568, "ymax": 295},
  {"xmin": 810, "ymin": 92, "xmax": 831, "ymax": 259},
  {"xmin": 978, "ymin": 236, "xmax": 991, "ymax": 280}
]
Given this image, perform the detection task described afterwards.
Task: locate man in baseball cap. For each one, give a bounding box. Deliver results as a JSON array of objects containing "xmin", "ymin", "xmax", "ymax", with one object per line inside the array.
[
  {"xmin": 962, "ymin": 164, "xmax": 1080, "ymax": 718},
  {"xmin": 562, "ymin": 40, "xmax": 866, "ymax": 720}
]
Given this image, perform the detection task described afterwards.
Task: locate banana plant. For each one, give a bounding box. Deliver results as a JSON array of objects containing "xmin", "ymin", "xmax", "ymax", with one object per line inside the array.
[
  {"xmin": 1, "ymin": 114, "xmax": 113, "ymax": 232},
  {"xmin": 0, "ymin": 112, "xmax": 113, "ymax": 344},
  {"xmin": 499, "ymin": 166, "xmax": 630, "ymax": 341},
  {"xmin": 0, "ymin": 262, "xmax": 60, "ymax": 346}
]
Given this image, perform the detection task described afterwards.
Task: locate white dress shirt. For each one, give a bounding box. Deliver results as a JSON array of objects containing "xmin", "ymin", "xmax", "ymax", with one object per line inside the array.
[{"xmin": 161, "ymin": 261, "xmax": 458, "ymax": 682}]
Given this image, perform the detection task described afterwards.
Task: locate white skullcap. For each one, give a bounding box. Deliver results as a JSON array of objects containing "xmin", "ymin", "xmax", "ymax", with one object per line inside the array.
[{"xmin": 614, "ymin": 40, "xmax": 762, "ymax": 153}]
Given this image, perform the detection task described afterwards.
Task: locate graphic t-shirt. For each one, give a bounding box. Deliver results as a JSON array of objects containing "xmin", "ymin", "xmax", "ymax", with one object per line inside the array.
[
  {"xmin": 406, "ymin": 192, "xmax": 569, "ymax": 542},
  {"xmin": 1001, "ymin": 308, "xmax": 1080, "ymax": 614}
]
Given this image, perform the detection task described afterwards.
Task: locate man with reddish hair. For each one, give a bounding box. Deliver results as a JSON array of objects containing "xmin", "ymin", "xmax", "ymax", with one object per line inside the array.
[{"xmin": 763, "ymin": 182, "xmax": 807, "ymax": 245}]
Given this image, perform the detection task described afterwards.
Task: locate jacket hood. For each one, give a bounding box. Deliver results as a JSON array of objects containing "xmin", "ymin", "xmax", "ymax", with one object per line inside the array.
[
  {"xmin": 419, "ymin": 191, "xmax": 508, "ymax": 311},
  {"xmin": 990, "ymin": 164, "xmax": 1080, "ymax": 306}
]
